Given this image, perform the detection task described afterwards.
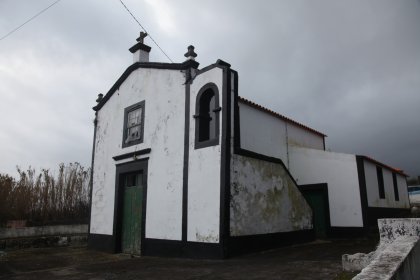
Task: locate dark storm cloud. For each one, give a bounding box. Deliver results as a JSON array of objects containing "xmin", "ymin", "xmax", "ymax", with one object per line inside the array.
[{"xmin": 0, "ymin": 0, "xmax": 419, "ymax": 176}]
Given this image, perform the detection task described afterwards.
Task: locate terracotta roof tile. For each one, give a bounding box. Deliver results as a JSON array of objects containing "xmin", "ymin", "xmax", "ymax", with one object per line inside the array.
[{"xmin": 360, "ymin": 155, "xmax": 408, "ymax": 177}]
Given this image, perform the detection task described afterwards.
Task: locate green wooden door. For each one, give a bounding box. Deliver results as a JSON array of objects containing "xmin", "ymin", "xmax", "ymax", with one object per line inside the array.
[
  {"xmin": 304, "ymin": 191, "xmax": 327, "ymax": 238},
  {"xmin": 121, "ymin": 172, "xmax": 143, "ymax": 255}
]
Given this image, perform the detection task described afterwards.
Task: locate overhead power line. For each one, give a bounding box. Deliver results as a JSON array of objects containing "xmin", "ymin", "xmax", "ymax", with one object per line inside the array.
[
  {"xmin": 118, "ymin": 0, "xmax": 174, "ymax": 63},
  {"xmin": 0, "ymin": 0, "xmax": 62, "ymax": 42}
]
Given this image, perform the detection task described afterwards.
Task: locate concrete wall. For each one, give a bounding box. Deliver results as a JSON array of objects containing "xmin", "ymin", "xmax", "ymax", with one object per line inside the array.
[
  {"xmin": 91, "ymin": 68, "xmax": 186, "ymax": 240},
  {"xmin": 238, "ymin": 102, "xmax": 324, "ymax": 165},
  {"xmin": 0, "ymin": 225, "xmax": 88, "ymax": 239},
  {"xmin": 353, "ymin": 219, "xmax": 420, "ymax": 280},
  {"xmin": 353, "ymin": 237, "xmax": 420, "ymax": 280},
  {"xmin": 363, "ymin": 160, "xmax": 410, "ymax": 209},
  {"xmin": 378, "ymin": 218, "xmax": 420, "ymax": 244},
  {"xmin": 230, "ymin": 154, "xmax": 312, "ymax": 236},
  {"xmin": 0, "ymin": 225, "xmax": 88, "ymax": 250},
  {"xmin": 187, "ymin": 67, "xmax": 224, "ymax": 243},
  {"xmin": 288, "ymin": 147, "xmax": 364, "ymax": 227}
]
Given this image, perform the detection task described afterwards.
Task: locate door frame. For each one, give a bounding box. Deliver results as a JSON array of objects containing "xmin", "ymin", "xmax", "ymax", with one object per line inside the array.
[
  {"xmin": 113, "ymin": 159, "xmax": 148, "ymax": 253},
  {"xmin": 298, "ymin": 183, "xmax": 331, "ymax": 238}
]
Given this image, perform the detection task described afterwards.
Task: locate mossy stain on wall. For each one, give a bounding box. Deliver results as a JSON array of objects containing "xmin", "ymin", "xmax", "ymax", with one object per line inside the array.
[{"xmin": 230, "ymin": 154, "xmax": 312, "ymax": 236}]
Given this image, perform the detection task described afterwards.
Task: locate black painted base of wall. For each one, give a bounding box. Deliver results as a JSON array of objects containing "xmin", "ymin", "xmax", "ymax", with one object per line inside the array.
[
  {"xmin": 228, "ymin": 229, "xmax": 315, "ymax": 257},
  {"xmin": 89, "ymin": 230, "xmax": 316, "ymax": 259},
  {"xmin": 88, "ymin": 234, "xmax": 115, "ymax": 253},
  {"xmin": 143, "ymin": 238, "xmax": 224, "ymax": 259},
  {"xmin": 329, "ymin": 227, "xmax": 367, "ymax": 238},
  {"xmin": 88, "ymin": 234, "xmax": 225, "ymax": 259},
  {"xmin": 366, "ymin": 207, "xmax": 411, "ymax": 226}
]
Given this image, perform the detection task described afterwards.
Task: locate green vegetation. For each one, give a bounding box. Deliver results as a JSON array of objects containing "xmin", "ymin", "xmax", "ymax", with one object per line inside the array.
[{"xmin": 0, "ymin": 163, "xmax": 90, "ymax": 227}]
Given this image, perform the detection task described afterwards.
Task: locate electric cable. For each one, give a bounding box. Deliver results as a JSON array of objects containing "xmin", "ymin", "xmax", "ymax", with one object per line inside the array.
[{"xmin": 0, "ymin": 0, "xmax": 62, "ymax": 42}]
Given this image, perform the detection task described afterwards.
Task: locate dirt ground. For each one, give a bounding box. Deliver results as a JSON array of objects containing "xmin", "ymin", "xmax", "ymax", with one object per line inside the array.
[{"xmin": 0, "ymin": 238, "xmax": 377, "ymax": 280}]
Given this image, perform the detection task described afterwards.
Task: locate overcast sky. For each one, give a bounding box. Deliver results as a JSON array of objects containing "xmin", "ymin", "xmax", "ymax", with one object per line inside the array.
[{"xmin": 0, "ymin": 0, "xmax": 419, "ymax": 177}]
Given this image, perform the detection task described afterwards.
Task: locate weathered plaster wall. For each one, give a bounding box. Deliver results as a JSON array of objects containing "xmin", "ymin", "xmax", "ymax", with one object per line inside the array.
[
  {"xmin": 230, "ymin": 154, "xmax": 312, "ymax": 236},
  {"xmin": 91, "ymin": 68, "xmax": 185, "ymax": 240},
  {"xmin": 187, "ymin": 67, "xmax": 224, "ymax": 243},
  {"xmin": 364, "ymin": 160, "xmax": 410, "ymax": 209},
  {"xmin": 288, "ymin": 147, "xmax": 364, "ymax": 227},
  {"xmin": 239, "ymin": 103, "xmax": 288, "ymax": 161}
]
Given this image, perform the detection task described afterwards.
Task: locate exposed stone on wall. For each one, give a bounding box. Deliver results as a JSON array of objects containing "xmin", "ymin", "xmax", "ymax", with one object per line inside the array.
[{"xmin": 230, "ymin": 154, "xmax": 312, "ymax": 236}]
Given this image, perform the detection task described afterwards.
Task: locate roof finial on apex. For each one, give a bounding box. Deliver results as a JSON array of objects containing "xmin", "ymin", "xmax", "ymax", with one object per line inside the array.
[
  {"xmin": 184, "ymin": 45, "xmax": 197, "ymax": 60},
  {"xmin": 137, "ymin": 31, "xmax": 148, "ymax": 44},
  {"xmin": 96, "ymin": 93, "xmax": 103, "ymax": 103}
]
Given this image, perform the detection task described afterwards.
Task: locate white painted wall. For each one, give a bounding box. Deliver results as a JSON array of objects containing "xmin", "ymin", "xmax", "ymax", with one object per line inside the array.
[
  {"xmin": 239, "ymin": 103, "xmax": 324, "ymax": 165},
  {"xmin": 289, "ymin": 147, "xmax": 364, "ymax": 227},
  {"xmin": 230, "ymin": 154, "xmax": 312, "ymax": 236},
  {"xmin": 187, "ymin": 67, "xmax": 224, "ymax": 243},
  {"xmin": 287, "ymin": 123, "xmax": 324, "ymax": 150},
  {"xmin": 239, "ymin": 103, "xmax": 288, "ymax": 161},
  {"xmin": 397, "ymin": 176, "xmax": 410, "ymax": 206},
  {"xmin": 91, "ymin": 68, "xmax": 186, "ymax": 240},
  {"xmin": 363, "ymin": 160, "xmax": 410, "ymax": 208}
]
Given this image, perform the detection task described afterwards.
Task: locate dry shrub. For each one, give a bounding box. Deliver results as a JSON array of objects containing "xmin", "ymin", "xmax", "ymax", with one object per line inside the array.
[{"xmin": 0, "ymin": 163, "xmax": 90, "ymax": 227}]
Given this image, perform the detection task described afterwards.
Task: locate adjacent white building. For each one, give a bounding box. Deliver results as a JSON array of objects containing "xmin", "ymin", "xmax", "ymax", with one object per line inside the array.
[
  {"xmin": 289, "ymin": 149, "xmax": 409, "ymax": 236},
  {"xmin": 235, "ymin": 97, "xmax": 410, "ymax": 238},
  {"xmin": 88, "ymin": 35, "xmax": 410, "ymax": 258}
]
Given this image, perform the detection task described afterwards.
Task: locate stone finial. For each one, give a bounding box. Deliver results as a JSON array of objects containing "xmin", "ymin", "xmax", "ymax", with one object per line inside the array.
[
  {"xmin": 96, "ymin": 93, "xmax": 103, "ymax": 103},
  {"xmin": 184, "ymin": 45, "xmax": 197, "ymax": 60},
  {"xmin": 137, "ymin": 32, "xmax": 148, "ymax": 44},
  {"xmin": 129, "ymin": 32, "xmax": 151, "ymax": 63}
]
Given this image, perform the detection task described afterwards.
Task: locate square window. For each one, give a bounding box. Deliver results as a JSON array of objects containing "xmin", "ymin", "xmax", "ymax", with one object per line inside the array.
[
  {"xmin": 126, "ymin": 125, "xmax": 141, "ymax": 142},
  {"xmin": 127, "ymin": 108, "xmax": 141, "ymax": 127},
  {"xmin": 122, "ymin": 101, "xmax": 145, "ymax": 148}
]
